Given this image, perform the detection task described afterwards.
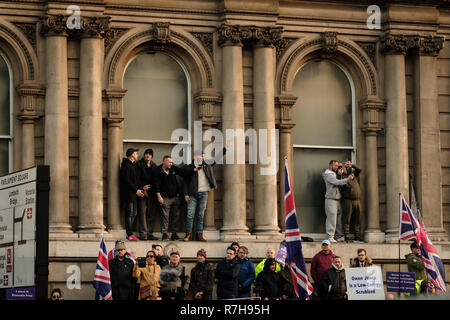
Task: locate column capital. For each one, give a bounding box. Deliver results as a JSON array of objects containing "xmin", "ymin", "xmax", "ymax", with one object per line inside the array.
[
  {"xmin": 17, "ymin": 84, "xmax": 44, "ymax": 116},
  {"xmin": 409, "ymin": 35, "xmax": 444, "ymax": 56},
  {"xmin": 80, "ymin": 16, "xmax": 111, "ymax": 38},
  {"xmin": 194, "ymin": 91, "xmax": 222, "ymax": 126},
  {"xmin": 40, "ymin": 14, "xmax": 68, "ymax": 36},
  {"xmin": 276, "ymin": 94, "xmax": 297, "ymax": 125},
  {"xmin": 380, "ymin": 33, "xmax": 412, "ymax": 55},
  {"xmin": 359, "ymin": 97, "xmax": 386, "ymax": 135},
  {"xmin": 104, "ymin": 88, "xmax": 127, "ymax": 120},
  {"xmin": 218, "ymin": 24, "xmax": 283, "ymax": 47}
]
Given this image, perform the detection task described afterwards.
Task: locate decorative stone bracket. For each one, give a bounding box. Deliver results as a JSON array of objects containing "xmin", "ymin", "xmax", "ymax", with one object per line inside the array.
[
  {"xmin": 16, "ymin": 84, "xmax": 44, "ymax": 118},
  {"xmin": 321, "ymin": 31, "xmax": 338, "ymax": 58},
  {"xmin": 275, "ymin": 94, "xmax": 298, "ymax": 126}
]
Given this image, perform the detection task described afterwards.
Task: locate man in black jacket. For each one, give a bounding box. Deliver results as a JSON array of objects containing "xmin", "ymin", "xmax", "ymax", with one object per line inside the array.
[
  {"xmin": 120, "ymin": 148, "xmax": 144, "ymax": 241},
  {"xmin": 135, "ymin": 148, "xmax": 158, "ymax": 240},
  {"xmin": 154, "ymin": 155, "xmax": 196, "ymax": 241},
  {"xmin": 109, "ymin": 241, "xmax": 136, "ymax": 300},
  {"xmin": 189, "ymin": 249, "xmax": 215, "ymax": 300},
  {"xmin": 215, "ymin": 246, "xmax": 241, "ymax": 299},
  {"xmin": 254, "ymin": 258, "xmax": 282, "ymax": 300},
  {"xmin": 182, "ymin": 149, "xmax": 225, "ymax": 242},
  {"xmin": 318, "ymin": 256, "xmax": 347, "ymax": 300}
]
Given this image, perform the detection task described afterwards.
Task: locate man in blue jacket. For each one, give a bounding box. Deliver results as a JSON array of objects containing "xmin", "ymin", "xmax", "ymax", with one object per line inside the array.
[{"xmin": 237, "ymin": 246, "xmax": 255, "ymax": 298}]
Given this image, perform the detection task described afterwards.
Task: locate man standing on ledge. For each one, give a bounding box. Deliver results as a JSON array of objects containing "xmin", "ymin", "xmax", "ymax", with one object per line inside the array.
[
  {"xmin": 120, "ymin": 148, "xmax": 144, "ymax": 241},
  {"xmin": 322, "ymin": 160, "xmax": 353, "ymax": 243}
]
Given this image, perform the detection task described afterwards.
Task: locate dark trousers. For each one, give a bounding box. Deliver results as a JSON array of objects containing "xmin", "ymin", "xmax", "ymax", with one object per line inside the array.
[
  {"xmin": 138, "ymin": 194, "xmax": 160, "ymax": 237},
  {"xmin": 341, "ymin": 198, "xmax": 361, "ymax": 236},
  {"xmin": 124, "ymin": 201, "xmax": 138, "ymax": 237}
]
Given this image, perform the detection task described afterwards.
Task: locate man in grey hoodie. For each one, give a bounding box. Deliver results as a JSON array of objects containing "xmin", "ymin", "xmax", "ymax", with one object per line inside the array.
[{"xmin": 322, "ymin": 160, "xmax": 354, "ymax": 243}]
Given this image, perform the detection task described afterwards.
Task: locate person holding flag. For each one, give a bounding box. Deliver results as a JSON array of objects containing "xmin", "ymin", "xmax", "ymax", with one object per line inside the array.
[
  {"xmin": 399, "ymin": 194, "xmax": 446, "ymax": 294},
  {"xmin": 93, "ymin": 233, "xmax": 112, "ymax": 300},
  {"xmin": 283, "ymin": 158, "xmax": 314, "ymax": 300}
]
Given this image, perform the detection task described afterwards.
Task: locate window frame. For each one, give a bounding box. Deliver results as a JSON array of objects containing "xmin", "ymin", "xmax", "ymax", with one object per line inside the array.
[
  {"xmin": 292, "ymin": 59, "xmax": 356, "ymax": 162},
  {"xmin": 122, "ymin": 51, "xmax": 192, "ymax": 161},
  {"xmin": 0, "ymin": 51, "xmax": 13, "ymax": 174}
]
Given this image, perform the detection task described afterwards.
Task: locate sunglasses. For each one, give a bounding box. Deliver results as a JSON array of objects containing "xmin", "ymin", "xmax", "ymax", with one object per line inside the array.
[
  {"xmin": 146, "ymin": 255, "xmax": 155, "ymax": 258},
  {"xmin": 52, "ymin": 295, "xmax": 60, "ymax": 299}
]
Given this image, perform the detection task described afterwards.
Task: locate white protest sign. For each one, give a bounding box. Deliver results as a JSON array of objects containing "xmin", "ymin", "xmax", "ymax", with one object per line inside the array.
[{"xmin": 345, "ymin": 266, "xmax": 385, "ymax": 300}]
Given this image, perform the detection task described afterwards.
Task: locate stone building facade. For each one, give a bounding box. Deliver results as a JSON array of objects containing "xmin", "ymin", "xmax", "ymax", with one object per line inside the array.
[{"xmin": 0, "ymin": 0, "xmax": 449, "ymax": 298}]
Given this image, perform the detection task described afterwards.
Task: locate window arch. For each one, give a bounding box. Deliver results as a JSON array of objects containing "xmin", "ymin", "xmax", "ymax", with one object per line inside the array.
[
  {"xmin": 0, "ymin": 51, "xmax": 12, "ymax": 176},
  {"xmin": 291, "ymin": 59, "xmax": 355, "ymax": 235},
  {"xmin": 122, "ymin": 51, "xmax": 190, "ymax": 164}
]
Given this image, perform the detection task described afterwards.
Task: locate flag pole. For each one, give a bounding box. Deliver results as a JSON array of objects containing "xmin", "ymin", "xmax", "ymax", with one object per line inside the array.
[{"xmin": 398, "ymin": 193, "xmax": 401, "ymax": 297}]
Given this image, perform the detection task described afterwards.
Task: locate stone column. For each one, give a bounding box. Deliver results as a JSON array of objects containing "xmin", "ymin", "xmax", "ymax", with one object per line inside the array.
[
  {"xmin": 360, "ymin": 97, "xmax": 386, "ymax": 243},
  {"xmin": 276, "ymin": 95, "xmax": 297, "ymax": 232},
  {"xmin": 104, "ymin": 89, "xmax": 126, "ymax": 231},
  {"xmin": 194, "ymin": 92, "xmax": 222, "ymax": 240},
  {"xmin": 411, "ymin": 35, "xmax": 448, "ymax": 241},
  {"xmin": 77, "ymin": 17, "xmax": 110, "ymax": 234},
  {"xmin": 41, "ymin": 15, "xmax": 72, "ymax": 233},
  {"xmin": 218, "ymin": 24, "xmax": 251, "ymax": 240},
  {"xmin": 17, "ymin": 85, "xmax": 41, "ymax": 169},
  {"xmin": 252, "ymin": 35, "xmax": 282, "ymax": 238},
  {"xmin": 380, "ymin": 34, "xmax": 410, "ymax": 242}
]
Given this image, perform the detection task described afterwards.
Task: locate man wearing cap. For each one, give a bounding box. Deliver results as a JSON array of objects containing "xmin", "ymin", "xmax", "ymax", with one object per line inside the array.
[
  {"xmin": 310, "ymin": 239, "xmax": 336, "ymax": 298},
  {"xmin": 109, "ymin": 241, "xmax": 137, "ymax": 300},
  {"xmin": 120, "ymin": 148, "xmax": 145, "ymax": 241},
  {"xmin": 189, "ymin": 249, "xmax": 215, "ymax": 300},
  {"xmin": 135, "ymin": 148, "xmax": 158, "ymax": 240},
  {"xmin": 406, "ymin": 242, "xmax": 427, "ymax": 282},
  {"xmin": 159, "ymin": 251, "xmax": 190, "ymax": 300}
]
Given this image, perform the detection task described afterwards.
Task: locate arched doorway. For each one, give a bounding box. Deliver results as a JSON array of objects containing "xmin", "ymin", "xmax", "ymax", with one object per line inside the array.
[
  {"xmin": 0, "ymin": 51, "xmax": 12, "ymax": 176},
  {"xmin": 292, "ymin": 59, "xmax": 355, "ymax": 235}
]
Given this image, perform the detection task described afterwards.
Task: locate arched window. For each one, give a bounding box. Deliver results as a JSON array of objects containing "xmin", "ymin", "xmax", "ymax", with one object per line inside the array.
[
  {"xmin": 0, "ymin": 52, "xmax": 12, "ymax": 176},
  {"xmin": 122, "ymin": 52, "xmax": 190, "ymax": 164},
  {"xmin": 292, "ymin": 60, "xmax": 355, "ymax": 235}
]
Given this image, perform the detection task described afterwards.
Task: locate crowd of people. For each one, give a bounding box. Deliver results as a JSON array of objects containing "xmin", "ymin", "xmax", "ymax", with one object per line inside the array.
[{"xmin": 120, "ymin": 147, "xmax": 224, "ymax": 242}]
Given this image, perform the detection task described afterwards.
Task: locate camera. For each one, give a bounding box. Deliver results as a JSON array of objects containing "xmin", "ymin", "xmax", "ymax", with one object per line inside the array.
[
  {"xmin": 137, "ymin": 257, "xmax": 147, "ymax": 268},
  {"xmin": 346, "ymin": 167, "xmax": 355, "ymax": 174}
]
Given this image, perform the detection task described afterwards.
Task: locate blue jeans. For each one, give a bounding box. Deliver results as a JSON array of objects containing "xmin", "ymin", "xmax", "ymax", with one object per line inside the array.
[
  {"xmin": 124, "ymin": 201, "xmax": 138, "ymax": 237},
  {"xmin": 186, "ymin": 192, "xmax": 208, "ymax": 233}
]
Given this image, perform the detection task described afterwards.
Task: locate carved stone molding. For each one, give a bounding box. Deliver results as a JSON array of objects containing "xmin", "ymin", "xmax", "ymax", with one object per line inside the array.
[
  {"xmin": 103, "ymin": 88, "xmax": 127, "ymax": 120},
  {"xmin": 321, "ymin": 31, "xmax": 338, "ymax": 58},
  {"xmin": 275, "ymin": 94, "xmax": 298, "ymax": 124},
  {"xmin": 14, "ymin": 23, "xmax": 37, "ymax": 51},
  {"xmin": 17, "ymin": 84, "xmax": 44, "ymax": 119},
  {"xmin": 80, "ymin": 16, "xmax": 111, "ymax": 38},
  {"xmin": 192, "ymin": 32, "xmax": 213, "ymax": 58},
  {"xmin": 359, "ymin": 96, "xmax": 386, "ymax": 134},
  {"xmin": 356, "ymin": 42, "xmax": 377, "ymax": 66},
  {"xmin": 194, "ymin": 91, "xmax": 222, "ymax": 125},
  {"xmin": 276, "ymin": 37, "xmax": 295, "ymax": 61},
  {"xmin": 104, "ymin": 28, "xmax": 128, "ymax": 55},
  {"xmin": 40, "ymin": 15, "xmax": 68, "ymax": 36},
  {"xmin": 218, "ymin": 24, "xmax": 283, "ymax": 47},
  {"xmin": 410, "ymin": 35, "xmax": 444, "ymax": 56},
  {"xmin": 381, "ymin": 33, "xmax": 444, "ymax": 56}
]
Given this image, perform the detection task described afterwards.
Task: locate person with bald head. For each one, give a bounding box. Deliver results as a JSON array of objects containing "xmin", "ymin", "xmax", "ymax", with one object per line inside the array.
[{"xmin": 255, "ymin": 247, "xmax": 281, "ymax": 278}]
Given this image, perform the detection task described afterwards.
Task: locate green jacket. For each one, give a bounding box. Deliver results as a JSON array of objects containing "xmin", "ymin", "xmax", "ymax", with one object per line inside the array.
[
  {"xmin": 339, "ymin": 165, "xmax": 362, "ymax": 200},
  {"xmin": 405, "ymin": 253, "xmax": 427, "ymax": 282}
]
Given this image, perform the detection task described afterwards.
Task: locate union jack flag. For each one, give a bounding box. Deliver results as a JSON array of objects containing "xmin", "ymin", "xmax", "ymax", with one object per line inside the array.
[
  {"xmin": 399, "ymin": 194, "xmax": 446, "ymax": 293},
  {"xmin": 93, "ymin": 233, "xmax": 113, "ymax": 300},
  {"xmin": 284, "ymin": 159, "xmax": 314, "ymax": 300},
  {"xmin": 108, "ymin": 248, "xmax": 136, "ymax": 264}
]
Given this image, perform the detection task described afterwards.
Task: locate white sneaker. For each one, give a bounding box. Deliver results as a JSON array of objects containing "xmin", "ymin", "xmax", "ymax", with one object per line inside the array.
[{"xmin": 329, "ymin": 238, "xmax": 337, "ymax": 243}]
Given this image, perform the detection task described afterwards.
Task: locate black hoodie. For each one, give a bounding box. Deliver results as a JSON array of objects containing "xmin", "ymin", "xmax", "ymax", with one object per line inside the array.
[
  {"xmin": 119, "ymin": 157, "xmax": 139, "ymax": 205},
  {"xmin": 254, "ymin": 258, "xmax": 281, "ymax": 299}
]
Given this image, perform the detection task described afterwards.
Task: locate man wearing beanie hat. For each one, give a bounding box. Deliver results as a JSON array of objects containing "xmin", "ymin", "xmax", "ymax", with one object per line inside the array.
[{"xmin": 189, "ymin": 249, "xmax": 215, "ymax": 300}]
